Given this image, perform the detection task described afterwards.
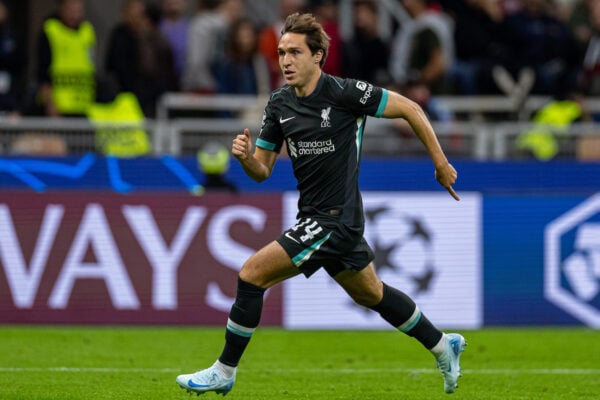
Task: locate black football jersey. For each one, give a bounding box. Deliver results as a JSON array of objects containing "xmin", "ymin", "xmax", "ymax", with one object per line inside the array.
[{"xmin": 256, "ymin": 73, "xmax": 388, "ymax": 230}]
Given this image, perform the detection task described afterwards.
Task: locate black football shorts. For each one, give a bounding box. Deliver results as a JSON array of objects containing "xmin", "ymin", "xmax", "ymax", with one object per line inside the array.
[{"xmin": 276, "ymin": 216, "xmax": 374, "ymax": 278}]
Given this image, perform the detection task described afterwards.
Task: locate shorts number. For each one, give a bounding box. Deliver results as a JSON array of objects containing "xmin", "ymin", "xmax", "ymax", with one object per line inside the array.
[{"xmin": 291, "ymin": 218, "xmax": 323, "ymax": 243}]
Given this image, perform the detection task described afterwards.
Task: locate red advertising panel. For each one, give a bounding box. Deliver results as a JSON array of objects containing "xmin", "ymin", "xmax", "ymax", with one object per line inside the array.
[{"xmin": 0, "ymin": 192, "xmax": 284, "ymax": 325}]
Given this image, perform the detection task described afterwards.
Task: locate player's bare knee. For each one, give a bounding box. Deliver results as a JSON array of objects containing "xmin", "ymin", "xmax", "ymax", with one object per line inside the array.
[
  {"xmin": 238, "ymin": 260, "xmax": 286, "ymax": 289},
  {"xmin": 238, "ymin": 261, "xmax": 264, "ymax": 287},
  {"xmin": 348, "ymin": 289, "xmax": 381, "ymax": 308}
]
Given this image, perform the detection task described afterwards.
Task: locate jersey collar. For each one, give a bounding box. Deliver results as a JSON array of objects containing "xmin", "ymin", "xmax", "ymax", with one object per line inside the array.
[{"xmin": 296, "ymin": 73, "xmax": 327, "ymax": 100}]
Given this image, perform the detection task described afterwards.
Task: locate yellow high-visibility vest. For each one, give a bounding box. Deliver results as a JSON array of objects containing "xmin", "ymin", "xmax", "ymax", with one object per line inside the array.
[
  {"xmin": 88, "ymin": 93, "xmax": 151, "ymax": 158},
  {"xmin": 44, "ymin": 18, "xmax": 96, "ymax": 114},
  {"xmin": 518, "ymin": 100, "xmax": 582, "ymax": 160}
]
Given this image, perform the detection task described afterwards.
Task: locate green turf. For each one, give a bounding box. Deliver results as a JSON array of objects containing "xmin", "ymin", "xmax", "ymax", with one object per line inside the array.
[{"xmin": 0, "ymin": 326, "xmax": 598, "ymax": 399}]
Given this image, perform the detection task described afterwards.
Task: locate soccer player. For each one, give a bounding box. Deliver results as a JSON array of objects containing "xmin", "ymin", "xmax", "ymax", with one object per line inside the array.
[{"xmin": 176, "ymin": 12, "xmax": 466, "ymax": 396}]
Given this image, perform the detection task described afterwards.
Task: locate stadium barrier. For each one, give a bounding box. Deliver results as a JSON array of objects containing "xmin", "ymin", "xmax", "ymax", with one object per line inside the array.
[{"xmin": 2, "ymin": 93, "xmax": 600, "ymax": 160}]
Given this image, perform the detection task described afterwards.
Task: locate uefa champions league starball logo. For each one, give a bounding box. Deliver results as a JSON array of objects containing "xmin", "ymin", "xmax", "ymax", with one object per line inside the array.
[
  {"xmin": 364, "ymin": 206, "xmax": 437, "ymax": 296},
  {"xmin": 286, "ymin": 193, "xmax": 481, "ymax": 329}
]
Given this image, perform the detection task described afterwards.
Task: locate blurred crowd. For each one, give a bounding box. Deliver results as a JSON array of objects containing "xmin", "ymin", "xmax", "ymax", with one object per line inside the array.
[{"xmin": 1, "ymin": 0, "xmax": 600, "ymax": 121}]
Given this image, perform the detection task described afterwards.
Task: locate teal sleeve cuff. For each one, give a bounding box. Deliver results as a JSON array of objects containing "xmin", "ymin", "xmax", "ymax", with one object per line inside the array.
[
  {"xmin": 375, "ymin": 89, "xmax": 389, "ymax": 118},
  {"xmin": 256, "ymin": 138, "xmax": 277, "ymax": 151}
]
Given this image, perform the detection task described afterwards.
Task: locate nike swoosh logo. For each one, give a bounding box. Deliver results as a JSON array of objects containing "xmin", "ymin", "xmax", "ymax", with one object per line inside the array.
[
  {"xmin": 187, "ymin": 379, "xmax": 211, "ymax": 388},
  {"xmin": 280, "ymin": 116, "xmax": 296, "ymax": 124},
  {"xmin": 284, "ymin": 232, "xmax": 300, "ymax": 244}
]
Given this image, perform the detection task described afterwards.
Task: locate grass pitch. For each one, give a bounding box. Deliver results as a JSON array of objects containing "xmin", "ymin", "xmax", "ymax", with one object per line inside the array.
[{"xmin": 0, "ymin": 326, "xmax": 598, "ymax": 399}]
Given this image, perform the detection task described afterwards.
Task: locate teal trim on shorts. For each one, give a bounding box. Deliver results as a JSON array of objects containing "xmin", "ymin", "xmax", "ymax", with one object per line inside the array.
[
  {"xmin": 292, "ymin": 232, "xmax": 332, "ymax": 267},
  {"xmin": 256, "ymin": 138, "xmax": 276, "ymax": 151},
  {"xmin": 375, "ymin": 89, "xmax": 389, "ymax": 118}
]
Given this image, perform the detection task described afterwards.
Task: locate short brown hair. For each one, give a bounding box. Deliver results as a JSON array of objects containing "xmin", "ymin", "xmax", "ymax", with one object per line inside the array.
[{"xmin": 281, "ymin": 12, "xmax": 330, "ymax": 68}]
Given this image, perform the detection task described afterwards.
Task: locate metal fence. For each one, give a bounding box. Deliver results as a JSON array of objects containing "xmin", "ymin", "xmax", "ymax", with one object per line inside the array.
[{"xmin": 1, "ymin": 94, "xmax": 600, "ymax": 161}]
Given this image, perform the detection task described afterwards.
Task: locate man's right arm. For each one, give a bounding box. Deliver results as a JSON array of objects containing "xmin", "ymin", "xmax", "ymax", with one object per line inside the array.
[
  {"xmin": 381, "ymin": 90, "xmax": 460, "ymax": 201},
  {"xmin": 232, "ymin": 128, "xmax": 278, "ymax": 182}
]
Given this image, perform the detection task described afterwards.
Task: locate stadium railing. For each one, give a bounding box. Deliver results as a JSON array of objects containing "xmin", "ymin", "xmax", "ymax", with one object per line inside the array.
[{"xmin": 1, "ymin": 94, "xmax": 600, "ymax": 160}]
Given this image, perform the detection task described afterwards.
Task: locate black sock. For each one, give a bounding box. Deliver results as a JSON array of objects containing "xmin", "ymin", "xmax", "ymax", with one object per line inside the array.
[
  {"xmin": 218, "ymin": 277, "xmax": 266, "ymax": 367},
  {"xmin": 369, "ymin": 283, "xmax": 443, "ymax": 349}
]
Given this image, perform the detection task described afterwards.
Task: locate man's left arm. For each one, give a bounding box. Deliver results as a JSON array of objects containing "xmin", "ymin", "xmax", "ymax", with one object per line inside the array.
[{"xmin": 381, "ymin": 90, "xmax": 460, "ymax": 201}]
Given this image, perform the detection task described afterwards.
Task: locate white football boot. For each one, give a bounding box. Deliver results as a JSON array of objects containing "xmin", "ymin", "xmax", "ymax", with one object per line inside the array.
[
  {"xmin": 176, "ymin": 363, "xmax": 235, "ymax": 396},
  {"xmin": 436, "ymin": 333, "xmax": 466, "ymax": 393}
]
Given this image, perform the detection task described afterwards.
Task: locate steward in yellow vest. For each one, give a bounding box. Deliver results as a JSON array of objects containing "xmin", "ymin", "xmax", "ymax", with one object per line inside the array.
[
  {"xmin": 36, "ymin": 0, "xmax": 96, "ymax": 116},
  {"xmin": 87, "ymin": 92, "xmax": 151, "ymax": 158},
  {"xmin": 518, "ymin": 98, "xmax": 584, "ymax": 160}
]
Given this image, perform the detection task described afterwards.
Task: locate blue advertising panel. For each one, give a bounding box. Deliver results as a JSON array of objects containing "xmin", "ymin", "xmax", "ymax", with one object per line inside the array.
[
  {"xmin": 1, "ymin": 155, "xmax": 599, "ymax": 194},
  {"xmin": 483, "ymin": 195, "xmax": 592, "ymax": 326}
]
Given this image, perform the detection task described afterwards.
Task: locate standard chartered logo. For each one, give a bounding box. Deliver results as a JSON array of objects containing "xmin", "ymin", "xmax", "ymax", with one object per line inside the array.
[{"xmin": 287, "ymin": 138, "xmax": 335, "ymax": 158}]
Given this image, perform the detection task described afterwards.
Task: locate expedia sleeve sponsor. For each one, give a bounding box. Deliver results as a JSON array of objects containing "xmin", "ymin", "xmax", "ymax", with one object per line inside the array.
[
  {"xmin": 340, "ymin": 78, "xmax": 383, "ymax": 116},
  {"xmin": 358, "ymin": 83, "xmax": 373, "ymax": 105}
]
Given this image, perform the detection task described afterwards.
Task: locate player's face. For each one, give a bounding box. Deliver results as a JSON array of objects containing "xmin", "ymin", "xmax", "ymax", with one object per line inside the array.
[{"xmin": 278, "ymin": 32, "xmax": 322, "ymax": 96}]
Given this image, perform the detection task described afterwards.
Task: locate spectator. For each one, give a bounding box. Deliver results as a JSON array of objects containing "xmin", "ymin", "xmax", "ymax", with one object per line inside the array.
[
  {"xmin": 499, "ymin": 0, "xmax": 523, "ymax": 15},
  {"xmin": 159, "ymin": 0, "xmax": 190, "ymax": 85},
  {"xmin": 440, "ymin": 0, "xmax": 509, "ymax": 94},
  {"xmin": 309, "ymin": 0, "xmax": 343, "ymax": 76},
  {"xmin": 105, "ymin": 0, "xmax": 177, "ymax": 117},
  {"xmin": 0, "ymin": 0, "xmax": 25, "ymax": 115},
  {"xmin": 554, "ymin": 0, "xmax": 580, "ymax": 21},
  {"xmin": 182, "ymin": 0, "xmax": 244, "ymax": 93},
  {"xmin": 213, "ymin": 18, "xmax": 271, "ymax": 96},
  {"xmin": 35, "ymin": 0, "xmax": 96, "ymax": 117},
  {"xmin": 343, "ymin": 0, "xmax": 391, "ymax": 86},
  {"xmin": 389, "ymin": 0, "xmax": 455, "ymax": 95},
  {"xmin": 258, "ymin": 0, "xmax": 306, "ymax": 88},
  {"xmin": 105, "ymin": 0, "xmax": 143, "ymax": 96},
  {"xmin": 569, "ymin": 0, "xmax": 594, "ymax": 67},
  {"xmin": 496, "ymin": 0, "xmax": 580, "ymax": 96},
  {"xmin": 137, "ymin": 2, "xmax": 179, "ymax": 116},
  {"xmin": 580, "ymin": 0, "xmax": 600, "ymax": 95}
]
